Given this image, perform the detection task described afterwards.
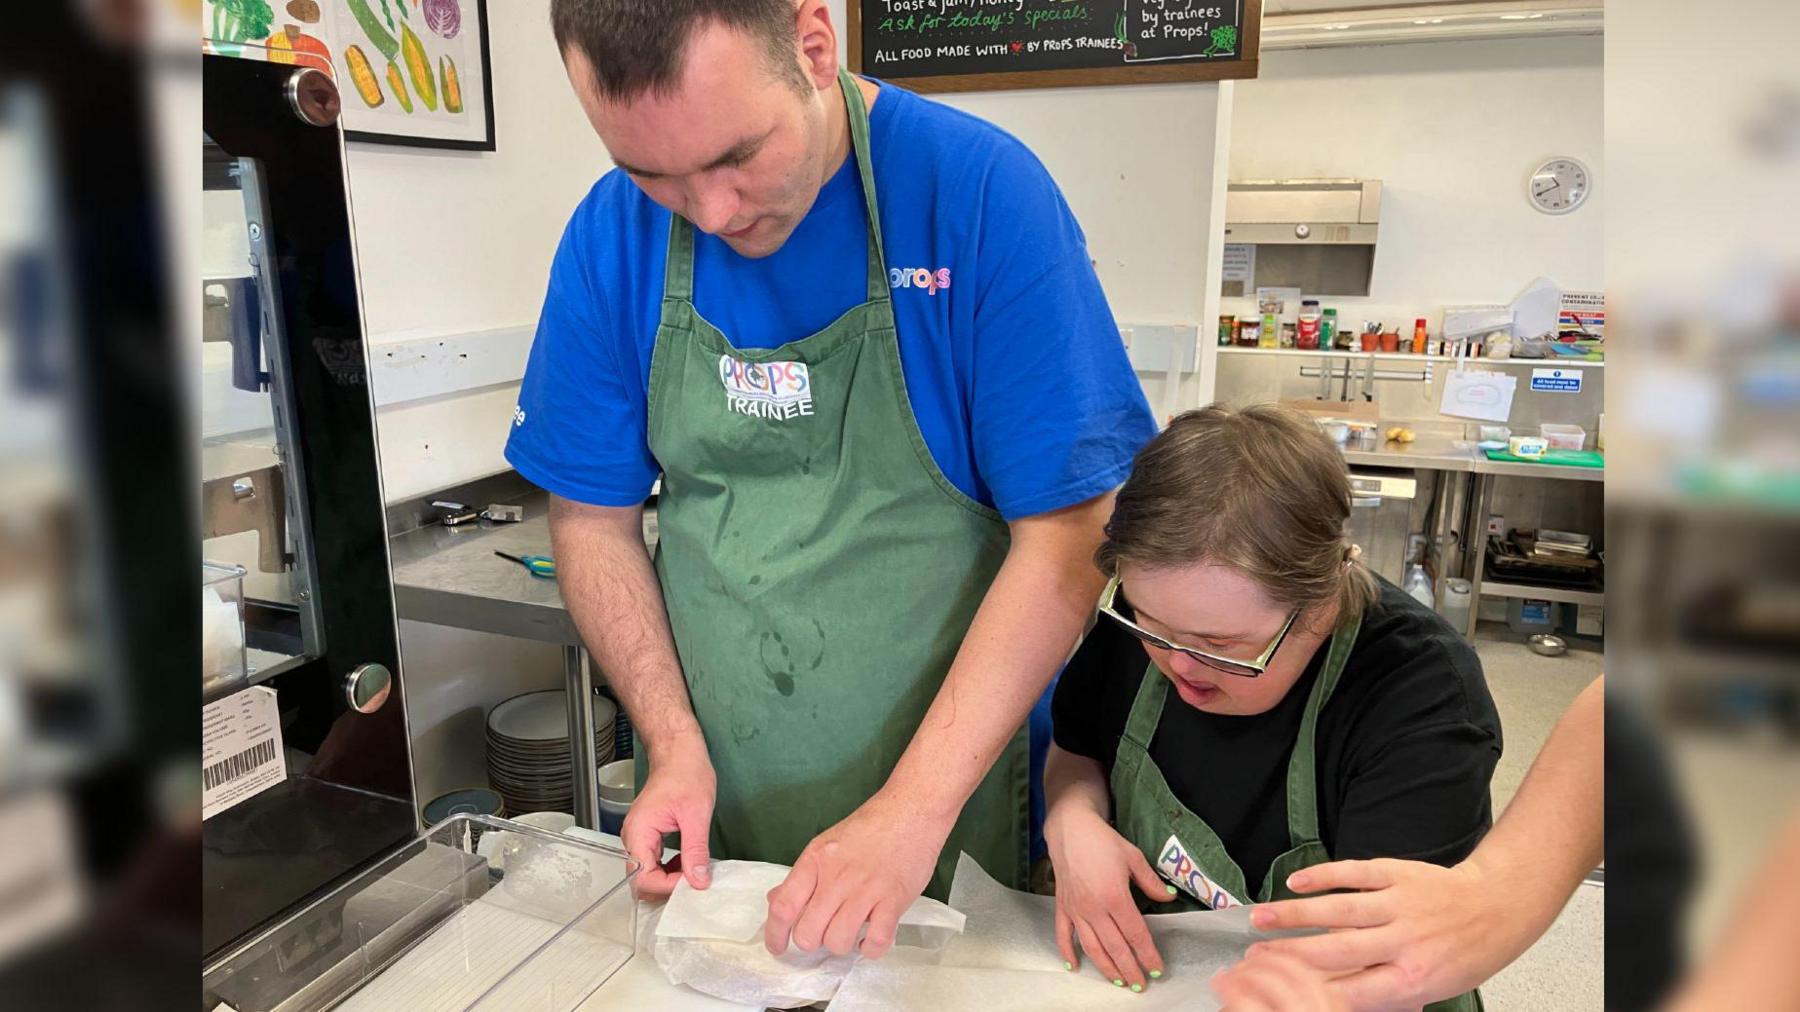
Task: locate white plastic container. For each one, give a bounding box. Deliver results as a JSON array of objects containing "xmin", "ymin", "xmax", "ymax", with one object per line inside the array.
[
  {"xmin": 1439, "ymin": 578, "xmax": 1473, "ymax": 635},
  {"xmin": 1540, "ymin": 423, "xmax": 1587, "ymax": 450}
]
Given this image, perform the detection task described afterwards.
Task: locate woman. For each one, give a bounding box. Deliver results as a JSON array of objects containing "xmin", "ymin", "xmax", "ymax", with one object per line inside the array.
[{"xmin": 1045, "ymin": 404, "xmax": 1500, "ymax": 1010}]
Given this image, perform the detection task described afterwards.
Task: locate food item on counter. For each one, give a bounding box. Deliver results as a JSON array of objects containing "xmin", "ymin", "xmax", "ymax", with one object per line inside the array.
[
  {"xmin": 400, "ymin": 23, "xmax": 438, "ymax": 110},
  {"xmin": 1260, "ymin": 313, "xmax": 1278, "ymax": 349},
  {"xmin": 441, "ymin": 55, "xmax": 464, "ymax": 113},
  {"xmin": 1280, "ymin": 321, "xmax": 1298, "ymax": 349},
  {"xmin": 1508, "ymin": 435, "xmax": 1549, "ymax": 459},
  {"xmin": 345, "ymin": 0, "xmax": 399, "ymax": 60},
  {"xmin": 1413, "ymin": 318, "xmax": 1428, "ymax": 354},
  {"xmin": 344, "ymin": 45, "xmax": 384, "ymax": 107},
  {"xmin": 387, "ymin": 59, "xmax": 414, "ymax": 112},
  {"xmin": 1321, "ymin": 307, "xmax": 1338, "ymax": 349},
  {"xmin": 1237, "ymin": 316, "xmax": 1262, "ymax": 347},
  {"xmin": 1297, "ymin": 300, "xmax": 1321, "ymax": 350},
  {"xmin": 1219, "ymin": 315, "xmax": 1236, "ymax": 347},
  {"xmin": 286, "ymin": 0, "xmax": 321, "ymax": 23},
  {"xmin": 1385, "ymin": 426, "xmax": 1417, "ymax": 443},
  {"xmin": 423, "ymin": 0, "xmax": 463, "ymax": 38}
]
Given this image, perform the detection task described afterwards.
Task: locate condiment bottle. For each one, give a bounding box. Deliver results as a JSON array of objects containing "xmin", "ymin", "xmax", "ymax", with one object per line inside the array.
[
  {"xmin": 1260, "ymin": 312, "xmax": 1278, "ymax": 349},
  {"xmin": 1321, "ymin": 308, "xmax": 1338, "ymax": 349},
  {"xmin": 1412, "ymin": 318, "xmax": 1428, "ymax": 354},
  {"xmin": 1296, "ymin": 300, "xmax": 1322, "ymax": 350}
]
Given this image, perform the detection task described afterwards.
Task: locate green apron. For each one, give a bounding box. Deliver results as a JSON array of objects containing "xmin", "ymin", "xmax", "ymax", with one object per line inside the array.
[
  {"xmin": 1109, "ymin": 621, "xmax": 1482, "ymax": 1012},
  {"xmin": 640, "ymin": 70, "xmax": 1029, "ymax": 899}
]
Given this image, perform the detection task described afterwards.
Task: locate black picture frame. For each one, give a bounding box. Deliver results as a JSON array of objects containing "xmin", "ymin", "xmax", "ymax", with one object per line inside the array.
[{"xmin": 343, "ymin": 0, "xmax": 496, "ymax": 151}]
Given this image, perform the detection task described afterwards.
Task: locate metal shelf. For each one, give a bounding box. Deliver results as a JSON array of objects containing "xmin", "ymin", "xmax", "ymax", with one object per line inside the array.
[
  {"xmin": 1478, "ymin": 580, "xmax": 1605, "ymax": 607},
  {"xmin": 1214, "ymin": 345, "xmax": 1606, "ymax": 368}
]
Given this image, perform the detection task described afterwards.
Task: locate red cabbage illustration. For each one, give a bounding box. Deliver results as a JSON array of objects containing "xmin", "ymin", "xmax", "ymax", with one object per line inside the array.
[{"xmin": 422, "ymin": 0, "xmax": 461, "ymax": 39}]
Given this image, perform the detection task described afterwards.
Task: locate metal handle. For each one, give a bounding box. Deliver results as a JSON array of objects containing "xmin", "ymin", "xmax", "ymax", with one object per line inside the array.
[
  {"xmin": 1352, "ymin": 496, "xmax": 1384, "ymax": 508},
  {"xmin": 344, "ymin": 662, "xmax": 393, "ymax": 714},
  {"xmin": 1298, "ymin": 366, "xmax": 1430, "ymax": 383}
]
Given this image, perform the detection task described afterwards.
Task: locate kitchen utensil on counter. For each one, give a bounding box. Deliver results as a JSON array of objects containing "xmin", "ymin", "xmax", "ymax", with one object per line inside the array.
[
  {"xmin": 1540, "ymin": 423, "xmax": 1587, "ymax": 450},
  {"xmin": 495, "ymin": 550, "xmax": 556, "ymax": 578}
]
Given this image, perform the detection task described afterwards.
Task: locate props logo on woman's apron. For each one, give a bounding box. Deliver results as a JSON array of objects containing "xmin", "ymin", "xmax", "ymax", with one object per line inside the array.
[
  {"xmin": 1157, "ymin": 835, "xmax": 1244, "ymax": 910},
  {"xmin": 718, "ymin": 355, "xmax": 814, "ymax": 422}
]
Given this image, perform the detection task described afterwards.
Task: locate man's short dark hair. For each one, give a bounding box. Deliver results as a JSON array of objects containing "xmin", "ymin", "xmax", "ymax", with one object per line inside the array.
[{"xmin": 551, "ymin": 0, "xmax": 808, "ymax": 103}]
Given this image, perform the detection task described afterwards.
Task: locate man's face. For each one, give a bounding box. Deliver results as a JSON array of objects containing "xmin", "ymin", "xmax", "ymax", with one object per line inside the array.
[{"xmin": 565, "ymin": 21, "xmax": 832, "ymax": 259}]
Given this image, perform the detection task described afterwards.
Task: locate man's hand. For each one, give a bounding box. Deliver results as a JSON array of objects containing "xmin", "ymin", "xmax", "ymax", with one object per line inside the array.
[
  {"xmin": 1046, "ymin": 804, "xmax": 1175, "ymax": 991},
  {"xmin": 621, "ymin": 738, "xmax": 716, "ymax": 898},
  {"xmin": 1213, "ymin": 949, "xmax": 1352, "ymax": 1012},
  {"xmin": 762, "ymin": 791, "xmax": 950, "ymax": 960},
  {"xmin": 1247, "ymin": 858, "xmax": 1520, "ymax": 1011}
]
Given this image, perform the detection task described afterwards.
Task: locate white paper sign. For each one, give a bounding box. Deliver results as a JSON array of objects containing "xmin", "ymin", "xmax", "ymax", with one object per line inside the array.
[
  {"xmin": 1222, "ymin": 244, "xmax": 1255, "ymax": 292},
  {"xmin": 1530, "ymin": 368, "xmax": 1583, "ymax": 393},
  {"xmin": 202, "ymin": 686, "xmax": 287, "ymax": 821},
  {"xmin": 1440, "ymin": 368, "xmax": 1518, "ymax": 422}
]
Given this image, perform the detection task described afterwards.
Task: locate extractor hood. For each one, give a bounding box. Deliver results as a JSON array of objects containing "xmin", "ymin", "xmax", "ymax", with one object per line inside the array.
[{"xmin": 1223, "ymin": 179, "xmax": 1382, "ymax": 297}]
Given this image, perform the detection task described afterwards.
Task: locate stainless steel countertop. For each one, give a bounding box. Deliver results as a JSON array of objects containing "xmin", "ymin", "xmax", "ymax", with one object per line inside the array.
[
  {"xmin": 389, "ymin": 493, "xmax": 591, "ymax": 644},
  {"xmin": 1342, "ymin": 436, "xmax": 1606, "ymax": 482}
]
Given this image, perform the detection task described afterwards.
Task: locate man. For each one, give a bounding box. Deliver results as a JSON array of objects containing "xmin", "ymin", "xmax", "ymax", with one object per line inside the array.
[{"xmin": 508, "ymin": 0, "xmax": 1155, "ymax": 959}]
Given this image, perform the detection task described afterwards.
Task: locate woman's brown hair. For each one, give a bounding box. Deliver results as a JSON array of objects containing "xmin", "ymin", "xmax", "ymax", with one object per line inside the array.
[{"xmin": 1096, "ymin": 404, "xmax": 1378, "ymax": 627}]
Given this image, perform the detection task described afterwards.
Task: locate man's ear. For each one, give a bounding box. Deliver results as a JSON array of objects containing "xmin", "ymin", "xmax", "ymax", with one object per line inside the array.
[{"xmin": 795, "ymin": 0, "xmax": 840, "ymax": 91}]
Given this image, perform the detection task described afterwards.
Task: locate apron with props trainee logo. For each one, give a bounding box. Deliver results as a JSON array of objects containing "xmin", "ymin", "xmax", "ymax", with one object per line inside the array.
[
  {"xmin": 639, "ymin": 70, "xmax": 1029, "ymax": 898},
  {"xmin": 1109, "ymin": 621, "xmax": 1482, "ymax": 1012}
]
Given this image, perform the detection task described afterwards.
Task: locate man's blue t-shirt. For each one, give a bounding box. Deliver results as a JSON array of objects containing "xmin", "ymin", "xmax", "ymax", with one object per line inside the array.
[{"xmin": 505, "ymin": 78, "xmax": 1156, "ymax": 521}]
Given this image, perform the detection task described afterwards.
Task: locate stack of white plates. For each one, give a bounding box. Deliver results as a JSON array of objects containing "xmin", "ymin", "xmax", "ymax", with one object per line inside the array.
[{"xmin": 485, "ymin": 690, "xmax": 617, "ymax": 816}]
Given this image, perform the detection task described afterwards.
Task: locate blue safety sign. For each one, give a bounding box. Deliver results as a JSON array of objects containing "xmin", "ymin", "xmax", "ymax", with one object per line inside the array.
[{"xmin": 1530, "ymin": 368, "xmax": 1583, "ymax": 393}]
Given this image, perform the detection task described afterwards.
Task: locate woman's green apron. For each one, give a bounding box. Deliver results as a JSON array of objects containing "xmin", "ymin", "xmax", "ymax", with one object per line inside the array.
[
  {"xmin": 1109, "ymin": 622, "xmax": 1482, "ymax": 1011},
  {"xmin": 639, "ymin": 70, "xmax": 1029, "ymax": 898}
]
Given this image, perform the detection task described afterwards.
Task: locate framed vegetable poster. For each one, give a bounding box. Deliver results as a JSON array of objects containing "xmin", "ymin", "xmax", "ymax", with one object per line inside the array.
[
  {"xmin": 333, "ymin": 0, "xmax": 494, "ymax": 150},
  {"xmin": 202, "ymin": 0, "xmax": 495, "ymax": 151}
]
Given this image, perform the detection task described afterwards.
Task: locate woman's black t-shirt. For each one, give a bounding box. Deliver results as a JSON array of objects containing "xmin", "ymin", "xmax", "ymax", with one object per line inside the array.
[{"xmin": 1052, "ymin": 577, "xmax": 1503, "ymax": 892}]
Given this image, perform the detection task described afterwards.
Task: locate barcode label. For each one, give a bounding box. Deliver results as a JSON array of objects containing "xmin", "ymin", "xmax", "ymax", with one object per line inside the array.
[
  {"xmin": 203, "ymin": 739, "xmax": 278, "ymax": 791},
  {"xmin": 202, "ymin": 687, "xmax": 287, "ymax": 820}
]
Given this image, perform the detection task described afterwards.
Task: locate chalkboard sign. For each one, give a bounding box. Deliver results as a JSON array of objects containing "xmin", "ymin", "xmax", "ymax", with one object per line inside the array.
[{"xmin": 850, "ymin": 0, "xmax": 1261, "ymax": 93}]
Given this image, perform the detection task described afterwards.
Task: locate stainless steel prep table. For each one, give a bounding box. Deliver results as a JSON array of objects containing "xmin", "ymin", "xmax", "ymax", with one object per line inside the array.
[{"xmin": 390, "ymin": 491, "xmax": 657, "ymax": 829}]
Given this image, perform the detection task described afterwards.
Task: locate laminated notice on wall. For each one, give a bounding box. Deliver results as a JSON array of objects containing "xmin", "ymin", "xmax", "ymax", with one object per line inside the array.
[
  {"xmin": 1440, "ymin": 368, "xmax": 1517, "ymax": 423},
  {"xmin": 203, "ymin": 686, "xmax": 287, "ymax": 821}
]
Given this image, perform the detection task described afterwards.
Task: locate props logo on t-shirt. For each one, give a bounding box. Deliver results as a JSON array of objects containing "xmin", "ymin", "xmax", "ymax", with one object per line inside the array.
[
  {"xmin": 1157, "ymin": 834, "xmax": 1244, "ymax": 910},
  {"xmin": 889, "ymin": 266, "xmax": 952, "ymax": 295},
  {"xmin": 718, "ymin": 355, "xmax": 814, "ymax": 422}
]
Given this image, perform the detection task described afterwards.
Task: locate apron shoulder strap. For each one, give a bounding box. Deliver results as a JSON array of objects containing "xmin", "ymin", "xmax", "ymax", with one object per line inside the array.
[
  {"xmin": 663, "ymin": 211, "xmax": 696, "ymax": 304},
  {"xmin": 836, "ymin": 70, "xmax": 889, "ymax": 305},
  {"xmin": 1120, "ymin": 662, "xmax": 1168, "ymax": 752},
  {"xmin": 1284, "ymin": 617, "xmax": 1360, "ymax": 846}
]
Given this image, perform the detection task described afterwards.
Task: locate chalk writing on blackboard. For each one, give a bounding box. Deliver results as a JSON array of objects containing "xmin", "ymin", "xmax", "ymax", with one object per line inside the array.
[{"xmin": 859, "ymin": 0, "xmax": 1246, "ymax": 81}]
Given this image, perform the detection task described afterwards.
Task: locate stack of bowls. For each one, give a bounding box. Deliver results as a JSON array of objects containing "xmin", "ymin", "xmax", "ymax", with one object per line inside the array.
[{"xmin": 484, "ymin": 690, "xmax": 617, "ymax": 816}]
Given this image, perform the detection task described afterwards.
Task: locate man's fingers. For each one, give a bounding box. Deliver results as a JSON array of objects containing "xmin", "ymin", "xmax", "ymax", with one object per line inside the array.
[
  {"xmin": 1284, "ymin": 858, "xmax": 1395, "ymax": 895},
  {"xmin": 821, "ymin": 894, "xmax": 875, "ymax": 957},
  {"xmin": 1326, "ymin": 963, "xmax": 1423, "ymax": 1010},
  {"xmin": 1250, "ymin": 892, "xmax": 1390, "ymax": 932},
  {"xmin": 763, "ymin": 859, "xmax": 818, "ymax": 955},
  {"xmin": 1127, "ymin": 849, "xmax": 1178, "ymax": 904},
  {"xmin": 1113, "ymin": 906, "xmax": 1166, "ymax": 980},
  {"xmin": 1054, "ymin": 908, "xmax": 1079, "ymax": 970},
  {"xmin": 858, "ymin": 898, "xmax": 904, "ymax": 960},
  {"xmin": 790, "ymin": 875, "xmax": 851, "ymax": 953},
  {"xmin": 1251, "ymin": 925, "xmax": 1403, "ymax": 974},
  {"xmin": 621, "ymin": 812, "xmax": 679, "ymax": 897},
  {"xmin": 676, "ymin": 801, "xmax": 712, "ymax": 890}
]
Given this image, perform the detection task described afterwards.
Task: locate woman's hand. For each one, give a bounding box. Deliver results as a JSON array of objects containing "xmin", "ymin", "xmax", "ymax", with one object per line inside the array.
[
  {"xmin": 1247, "ymin": 857, "xmax": 1529, "ymax": 1010},
  {"xmin": 1213, "ymin": 949, "xmax": 1351, "ymax": 1011},
  {"xmin": 1046, "ymin": 803, "xmax": 1177, "ymax": 991}
]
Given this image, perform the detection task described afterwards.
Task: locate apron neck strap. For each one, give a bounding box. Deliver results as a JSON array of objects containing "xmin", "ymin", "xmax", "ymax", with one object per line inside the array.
[
  {"xmin": 661, "ymin": 71, "xmax": 889, "ymax": 306},
  {"xmin": 1284, "ymin": 617, "xmax": 1359, "ymax": 846}
]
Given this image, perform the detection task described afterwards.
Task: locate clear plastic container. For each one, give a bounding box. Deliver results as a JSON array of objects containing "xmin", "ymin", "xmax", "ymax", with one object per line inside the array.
[
  {"xmin": 203, "ymin": 561, "xmax": 248, "ymax": 696},
  {"xmin": 1540, "ymin": 423, "xmax": 1587, "ymax": 450},
  {"xmin": 203, "ymin": 814, "xmax": 640, "ymax": 1012}
]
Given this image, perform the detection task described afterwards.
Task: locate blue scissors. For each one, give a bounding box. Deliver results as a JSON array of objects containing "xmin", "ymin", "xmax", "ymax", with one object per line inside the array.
[{"xmin": 494, "ymin": 551, "xmax": 556, "ymax": 579}]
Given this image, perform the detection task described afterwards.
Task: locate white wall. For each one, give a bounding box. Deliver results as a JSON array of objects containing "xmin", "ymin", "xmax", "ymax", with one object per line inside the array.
[
  {"xmin": 349, "ymin": 0, "xmax": 603, "ymax": 501},
  {"xmin": 1225, "ymin": 36, "xmax": 1603, "ymax": 330}
]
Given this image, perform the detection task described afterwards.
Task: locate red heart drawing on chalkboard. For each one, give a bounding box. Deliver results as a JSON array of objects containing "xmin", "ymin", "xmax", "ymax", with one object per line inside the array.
[{"xmin": 1010, "ymin": 41, "xmax": 1023, "ymax": 53}]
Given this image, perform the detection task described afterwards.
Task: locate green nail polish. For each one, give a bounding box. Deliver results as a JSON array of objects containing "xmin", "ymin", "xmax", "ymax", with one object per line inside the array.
[
  {"xmin": 1165, "ymin": 884, "xmax": 1179, "ymax": 895},
  {"xmin": 1149, "ymin": 970, "xmax": 1163, "ymax": 979},
  {"xmin": 1131, "ymin": 983, "xmax": 1144, "ymax": 993},
  {"xmin": 1113, "ymin": 979, "xmax": 1125, "ymax": 987},
  {"xmin": 1063, "ymin": 961, "xmax": 1073, "ymax": 971}
]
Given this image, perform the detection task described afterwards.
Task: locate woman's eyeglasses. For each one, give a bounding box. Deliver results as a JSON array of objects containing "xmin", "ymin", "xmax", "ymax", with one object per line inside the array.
[{"xmin": 1097, "ymin": 574, "xmax": 1300, "ymax": 678}]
